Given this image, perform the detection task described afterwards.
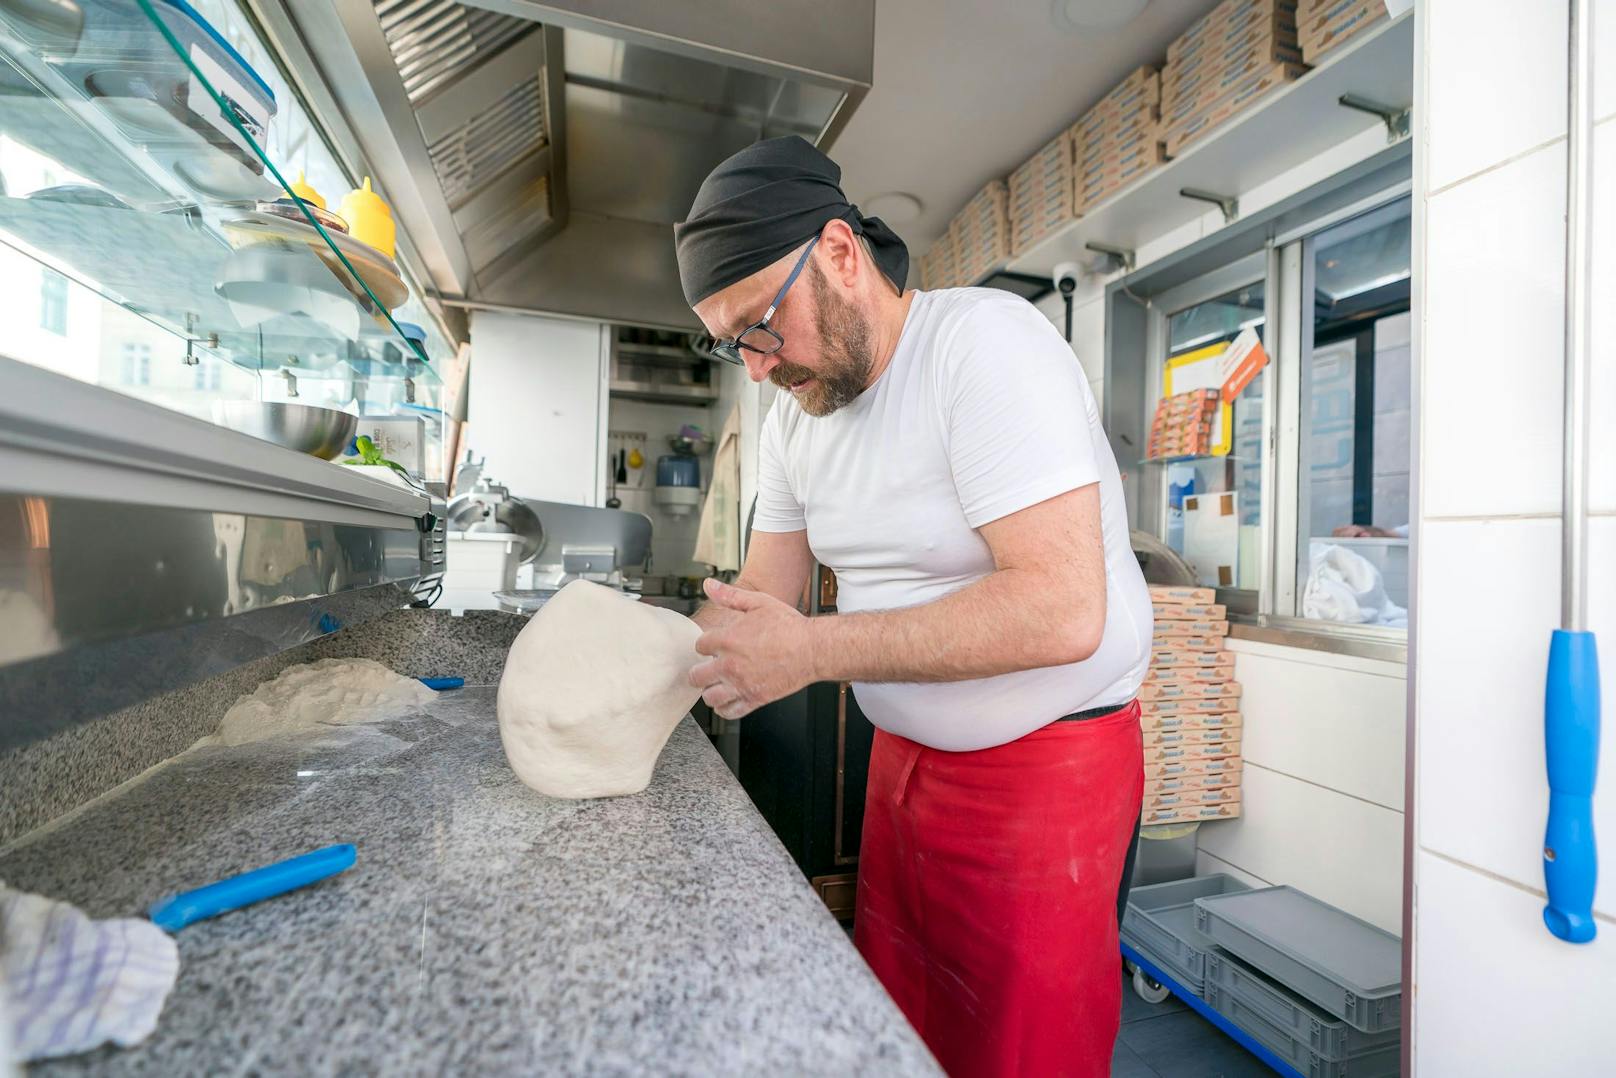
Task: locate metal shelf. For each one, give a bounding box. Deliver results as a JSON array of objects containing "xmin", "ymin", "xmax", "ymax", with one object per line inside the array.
[
  {"xmin": 991, "ymin": 12, "xmax": 1414, "ymax": 280},
  {"xmin": 609, "ymin": 380, "xmax": 718, "ymax": 406}
]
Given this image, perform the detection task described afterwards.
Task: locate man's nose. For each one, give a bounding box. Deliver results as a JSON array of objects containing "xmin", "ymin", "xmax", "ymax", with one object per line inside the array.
[{"xmin": 745, "ymin": 352, "xmax": 780, "ymax": 383}]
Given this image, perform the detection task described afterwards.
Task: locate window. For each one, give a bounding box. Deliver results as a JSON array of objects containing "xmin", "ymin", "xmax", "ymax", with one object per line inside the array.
[
  {"xmin": 39, "ymin": 268, "xmax": 67, "ymax": 335},
  {"xmin": 120, "ymin": 343, "xmax": 152, "ymax": 386},
  {"xmin": 193, "ymin": 360, "xmax": 222, "ymax": 391},
  {"xmin": 1296, "ymin": 199, "xmax": 1411, "ymax": 628}
]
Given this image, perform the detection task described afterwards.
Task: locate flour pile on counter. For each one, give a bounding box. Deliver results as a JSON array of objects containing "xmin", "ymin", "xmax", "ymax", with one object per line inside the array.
[
  {"xmin": 1, "ymin": 882, "xmax": 179, "ymax": 1062},
  {"xmin": 498, "ymin": 580, "xmax": 702, "ymax": 799},
  {"xmin": 214, "ymin": 658, "xmax": 435, "ymax": 745}
]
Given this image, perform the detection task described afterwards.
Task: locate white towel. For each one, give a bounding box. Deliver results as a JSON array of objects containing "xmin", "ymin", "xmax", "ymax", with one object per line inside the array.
[
  {"xmin": 694, "ymin": 405, "xmax": 743, "ymax": 572},
  {"xmin": 1303, "ymin": 544, "xmax": 1407, "ymax": 628},
  {"xmin": 1, "ymin": 882, "xmax": 179, "ymax": 1063}
]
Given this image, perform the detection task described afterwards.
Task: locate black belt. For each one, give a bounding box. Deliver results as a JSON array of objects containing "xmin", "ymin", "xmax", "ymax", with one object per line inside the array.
[{"xmin": 1055, "ymin": 702, "xmax": 1131, "ymax": 723}]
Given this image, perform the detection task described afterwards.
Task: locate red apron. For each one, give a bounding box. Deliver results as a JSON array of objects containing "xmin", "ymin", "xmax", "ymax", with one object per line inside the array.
[{"xmin": 853, "ymin": 701, "xmax": 1144, "ymax": 1078}]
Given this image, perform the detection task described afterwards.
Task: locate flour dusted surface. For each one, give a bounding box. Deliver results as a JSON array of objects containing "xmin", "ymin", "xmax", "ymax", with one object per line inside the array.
[{"xmin": 215, "ymin": 659, "xmax": 435, "ymax": 745}]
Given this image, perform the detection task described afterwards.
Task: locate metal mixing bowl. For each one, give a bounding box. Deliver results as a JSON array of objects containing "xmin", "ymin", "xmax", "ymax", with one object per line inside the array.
[{"xmin": 214, "ymin": 402, "xmax": 358, "ymax": 460}]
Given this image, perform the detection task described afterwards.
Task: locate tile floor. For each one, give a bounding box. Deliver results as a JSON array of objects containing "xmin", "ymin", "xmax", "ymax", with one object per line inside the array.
[{"xmin": 1114, "ymin": 969, "xmax": 1272, "ymax": 1077}]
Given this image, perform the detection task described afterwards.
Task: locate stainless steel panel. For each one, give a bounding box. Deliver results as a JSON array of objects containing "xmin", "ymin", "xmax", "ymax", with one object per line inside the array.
[
  {"xmin": 1228, "ymin": 618, "xmax": 1407, "ymax": 664},
  {"xmin": 471, "ymin": 210, "xmax": 697, "ymax": 328},
  {"xmin": 0, "ymin": 493, "xmax": 424, "ymax": 670},
  {"xmin": 561, "ymin": 80, "xmax": 761, "ymax": 225},
  {"xmin": 460, "ymin": 0, "xmax": 873, "ymax": 95}
]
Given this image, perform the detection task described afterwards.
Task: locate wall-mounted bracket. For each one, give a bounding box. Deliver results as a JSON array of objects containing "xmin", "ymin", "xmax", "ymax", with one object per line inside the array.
[
  {"xmin": 1339, "ymin": 93, "xmax": 1411, "ymax": 143},
  {"xmin": 1180, "ymin": 187, "xmax": 1239, "ymax": 224},
  {"xmin": 1085, "ymin": 241, "xmax": 1136, "ymax": 274}
]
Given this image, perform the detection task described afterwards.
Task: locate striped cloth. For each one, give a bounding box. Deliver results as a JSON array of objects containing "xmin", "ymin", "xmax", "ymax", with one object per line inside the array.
[{"xmin": 1, "ymin": 883, "xmax": 179, "ymax": 1062}]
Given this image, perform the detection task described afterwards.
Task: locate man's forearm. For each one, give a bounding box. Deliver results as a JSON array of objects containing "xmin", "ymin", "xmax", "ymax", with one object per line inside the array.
[{"xmin": 808, "ymin": 569, "xmax": 1103, "ymax": 685}]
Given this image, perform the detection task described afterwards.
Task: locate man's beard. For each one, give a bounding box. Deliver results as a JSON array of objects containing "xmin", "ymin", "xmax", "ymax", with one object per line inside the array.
[{"xmin": 770, "ymin": 264, "xmax": 873, "ymax": 417}]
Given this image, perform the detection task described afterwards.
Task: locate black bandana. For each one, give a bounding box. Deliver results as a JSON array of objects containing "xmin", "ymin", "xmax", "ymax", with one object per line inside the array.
[{"xmin": 674, "ymin": 135, "xmax": 910, "ymax": 307}]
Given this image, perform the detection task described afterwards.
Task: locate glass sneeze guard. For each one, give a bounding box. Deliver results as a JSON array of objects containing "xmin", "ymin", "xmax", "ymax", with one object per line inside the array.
[{"xmin": 0, "ymin": 0, "xmax": 444, "ymax": 393}]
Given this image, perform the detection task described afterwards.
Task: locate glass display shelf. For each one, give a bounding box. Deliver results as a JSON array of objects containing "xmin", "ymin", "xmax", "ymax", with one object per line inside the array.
[{"xmin": 0, "ymin": 0, "xmax": 444, "ymax": 388}]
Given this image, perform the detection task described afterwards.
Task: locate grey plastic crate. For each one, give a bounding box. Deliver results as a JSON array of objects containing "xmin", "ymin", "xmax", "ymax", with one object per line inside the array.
[
  {"xmin": 1206, "ymin": 949, "xmax": 1401, "ymax": 1061},
  {"xmin": 1206, "ymin": 982, "xmax": 1401, "ymax": 1078},
  {"xmin": 1195, "ymin": 886, "xmax": 1402, "ymax": 1033},
  {"xmin": 1122, "ymin": 874, "xmax": 1252, "ymax": 991}
]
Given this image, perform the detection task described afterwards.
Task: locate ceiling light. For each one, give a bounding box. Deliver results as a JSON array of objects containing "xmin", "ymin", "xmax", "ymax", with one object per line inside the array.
[
  {"xmin": 864, "ymin": 192, "xmax": 923, "ymax": 225},
  {"xmin": 1052, "ymin": 0, "xmax": 1151, "ymax": 31}
]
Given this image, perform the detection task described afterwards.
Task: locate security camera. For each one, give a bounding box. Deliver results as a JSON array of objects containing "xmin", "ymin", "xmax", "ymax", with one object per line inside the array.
[
  {"xmin": 1052, "ymin": 261, "xmax": 1082, "ymax": 297},
  {"xmin": 1052, "ymin": 262, "xmax": 1082, "ymax": 343}
]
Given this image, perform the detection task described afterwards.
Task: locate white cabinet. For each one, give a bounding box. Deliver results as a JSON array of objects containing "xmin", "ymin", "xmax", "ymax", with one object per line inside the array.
[{"xmin": 466, "ymin": 311, "xmax": 609, "ymax": 506}]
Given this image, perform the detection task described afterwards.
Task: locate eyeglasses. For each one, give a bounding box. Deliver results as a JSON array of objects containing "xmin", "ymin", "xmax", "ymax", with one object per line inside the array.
[{"xmin": 708, "ymin": 236, "xmax": 819, "ymax": 365}]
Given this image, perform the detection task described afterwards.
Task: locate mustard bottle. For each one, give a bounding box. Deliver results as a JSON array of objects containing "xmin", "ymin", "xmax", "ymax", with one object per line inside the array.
[
  {"xmin": 288, "ymin": 171, "xmax": 325, "ymax": 209},
  {"xmin": 339, "ymin": 177, "xmax": 396, "ymax": 258}
]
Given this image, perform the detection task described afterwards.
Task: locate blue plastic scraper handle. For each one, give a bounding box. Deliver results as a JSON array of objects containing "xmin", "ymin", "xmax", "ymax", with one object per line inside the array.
[
  {"xmin": 149, "ymin": 844, "xmax": 357, "ymax": 931},
  {"xmin": 1544, "ymin": 629, "xmax": 1600, "ymax": 943}
]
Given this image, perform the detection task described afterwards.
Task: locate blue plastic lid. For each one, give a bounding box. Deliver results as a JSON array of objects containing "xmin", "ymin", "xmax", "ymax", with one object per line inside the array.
[{"xmin": 155, "ymin": 0, "xmax": 277, "ymax": 109}]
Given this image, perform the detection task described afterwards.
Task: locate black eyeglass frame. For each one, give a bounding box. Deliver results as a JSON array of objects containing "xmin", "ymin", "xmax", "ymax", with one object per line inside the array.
[{"xmin": 708, "ymin": 236, "xmax": 820, "ymax": 365}]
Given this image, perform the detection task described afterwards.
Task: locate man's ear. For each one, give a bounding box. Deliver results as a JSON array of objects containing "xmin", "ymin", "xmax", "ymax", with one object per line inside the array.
[{"xmin": 817, "ymin": 218, "xmax": 863, "ymax": 289}]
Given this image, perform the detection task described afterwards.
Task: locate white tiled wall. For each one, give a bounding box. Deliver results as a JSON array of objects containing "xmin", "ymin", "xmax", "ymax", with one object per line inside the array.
[
  {"xmin": 1414, "ymin": 1, "xmax": 1616, "ymax": 1071},
  {"xmin": 1420, "ymin": 141, "xmax": 1566, "ymax": 519},
  {"xmin": 1424, "ymin": 0, "xmax": 1569, "ymax": 192},
  {"xmin": 1415, "ymin": 851, "xmax": 1616, "ymax": 1077}
]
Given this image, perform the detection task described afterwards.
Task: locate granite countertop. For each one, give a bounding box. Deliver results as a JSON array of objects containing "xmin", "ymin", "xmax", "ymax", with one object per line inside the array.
[{"xmin": 0, "ymin": 688, "xmax": 938, "ymax": 1075}]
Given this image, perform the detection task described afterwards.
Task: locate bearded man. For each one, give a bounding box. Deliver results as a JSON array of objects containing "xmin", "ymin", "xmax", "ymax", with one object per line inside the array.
[{"xmin": 677, "ymin": 136, "xmax": 1152, "ymax": 1078}]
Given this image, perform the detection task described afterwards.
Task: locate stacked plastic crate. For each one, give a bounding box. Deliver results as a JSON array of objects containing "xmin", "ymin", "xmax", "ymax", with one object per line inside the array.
[
  {"xmin": 1199, "ymin": 888, "xmax": 1402, "ymax": 1076},
  {"xmin": 1297, "ymin": 0, "xmax": 1390, "ymax": 63},
  {"xmin": 1007, "ymin": 129, "xmax": 1075, "ymax": 258},
  {"xmin": 1140, "ymin": 584, "xmax": 1241, "ymax": 825},
  {"xmin": 1073, "ymin": 64, "xmax": 1164, "ymax": 213},
  {"xmin": 1158, "ymin": 0, "xmax": 1309, "ymax": 158},
  {"xmin": 1123, "ymin": 879, "xmax": 1404, "ymax": 1077}
]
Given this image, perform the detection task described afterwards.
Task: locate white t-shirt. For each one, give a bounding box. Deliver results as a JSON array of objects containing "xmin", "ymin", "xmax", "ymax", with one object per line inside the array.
[{"xmin": 752, "ymin": 287, "xmax": 1153, "ymax": 752}]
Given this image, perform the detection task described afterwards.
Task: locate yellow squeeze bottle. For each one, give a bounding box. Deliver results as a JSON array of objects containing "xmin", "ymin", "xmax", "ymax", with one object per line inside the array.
[
  {"xmin": 288, "ymin": 171, "xmax": 325, "ymax": 209},
  {"xmin": 340, "ymin": 177, "xmax": 396, "ymax": 258}
]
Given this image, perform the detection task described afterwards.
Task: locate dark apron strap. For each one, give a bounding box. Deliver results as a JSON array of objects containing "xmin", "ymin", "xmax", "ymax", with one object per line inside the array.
[{"xmin": 1055, "ymin": 702, "xmax": 1131, "ymax": 722}]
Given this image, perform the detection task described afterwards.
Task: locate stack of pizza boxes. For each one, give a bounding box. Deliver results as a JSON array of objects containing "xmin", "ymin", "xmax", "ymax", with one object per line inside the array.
[
  {"xmin": 1297, "ymin": 0, "xmax": 1390, "ymax": 65},
  {"xmin": 1139, "ymin": 584, "xmax": 1242, "ymax": 826}
]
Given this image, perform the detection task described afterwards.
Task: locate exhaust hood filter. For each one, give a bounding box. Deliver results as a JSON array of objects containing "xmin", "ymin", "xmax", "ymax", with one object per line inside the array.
[{"xmin": 375, "ymin": 0, "xmax": 533, "ymax": 104}]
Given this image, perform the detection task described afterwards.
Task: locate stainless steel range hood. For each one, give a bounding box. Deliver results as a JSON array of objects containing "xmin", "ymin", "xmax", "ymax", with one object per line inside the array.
[{"xmin": 257, "ymin": 0, "xmax": 874, "ymax": 330}]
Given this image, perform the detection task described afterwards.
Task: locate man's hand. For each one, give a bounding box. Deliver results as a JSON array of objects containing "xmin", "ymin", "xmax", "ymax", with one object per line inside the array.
[{"xmin": 690, "ymin": 578, "xmax": 817, "ymax": 719}]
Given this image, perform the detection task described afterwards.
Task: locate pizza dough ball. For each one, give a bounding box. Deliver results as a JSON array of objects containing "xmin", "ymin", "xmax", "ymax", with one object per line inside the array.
[{"xmin": 497, "ymin": 580, "xmax": 703, "ymax": 798}]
